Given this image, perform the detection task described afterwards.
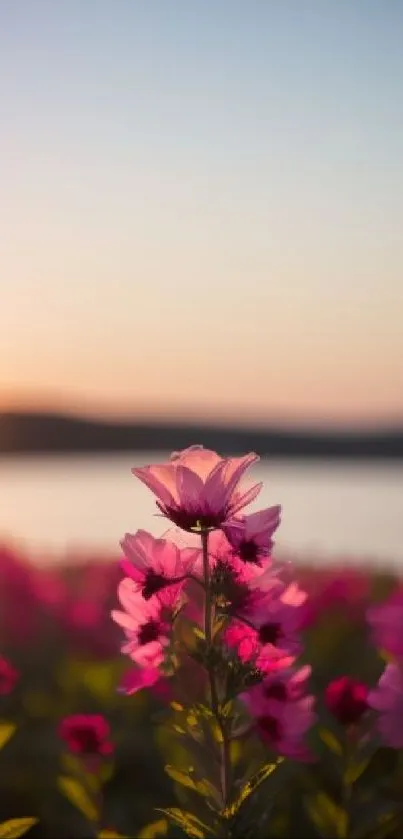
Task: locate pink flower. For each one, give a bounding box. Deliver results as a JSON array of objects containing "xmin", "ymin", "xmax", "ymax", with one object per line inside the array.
[
  {"xmin": 68, "ymin": 600, "xmax": 104, "ymax": 631},
  {"xmin": 222, "ymin": 506, "xmax": 282, "ymax": 564},
  {"xmin": 241, "ymin": 666, "xmax": 316, "ymax": 760},
  {"xmin": 367, "ymin": 590, "xmax": 403, "ymax": 659},
  {"xmin": 228, "ymin": 581, "xmax": 306, "ymax": 668},
  {"xmin": 195, "ymin": 530, "xmax": 283, "ymax": 618},
  {"xmin": 225, "ymin": 621, "xmax": 293, "ymax": 674},
  {"xmin": 132, "ymin": 445, "xmax": 261, "ymax": 532},
  {"xmin": 118, "ymin": 665, "xmax": 170, "ymax": 698},
  {"xmin": 325, "ymin": 676, "xmax": 369, "ymax": 726},
  {"xmin": 120, "ymin": 530, "xmax": 200, "ymax": 600},
  {"xmin": 58, "ymin": 714, "xmax": 114, "ymax": 757},
  {"xmin": 112, "ymin": 578, "xmax": 179, "ymax": 667},
  {"xmin": 298, "ymin": 566, "xmax": 370, "ymax": 630},
  {"xmin": 225, "ymin": 581, "xmax": 305, "ymax": 674},
  {"xmin": 225, "ymin": 616, "xmax": 301, "ymax": 675},
  {"xmin": 32, "ymin": 567, "xmax": 66, "ymax": 609},
  {"xmin": 368, "ymin": 664, "xmax": 403, "ymax": 749},
  {"xmin": 0, "ymin": 546, "xmax": 38, "ymax": 645},
  {"xmin": 0, "ymin": 656, "xmax": 19, "ymax": 695}
]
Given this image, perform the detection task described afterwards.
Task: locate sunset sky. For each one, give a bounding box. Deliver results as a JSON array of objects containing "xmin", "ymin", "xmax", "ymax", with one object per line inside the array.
[{"xmin": 1, "ymin": 1, "xmax": 403, "ymax": 426}]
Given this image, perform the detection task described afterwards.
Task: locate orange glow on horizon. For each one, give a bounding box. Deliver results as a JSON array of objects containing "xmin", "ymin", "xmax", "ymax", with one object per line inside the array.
[{"xmin": 1, "ymin": 386, "xmax": 402, "ymax": 431}]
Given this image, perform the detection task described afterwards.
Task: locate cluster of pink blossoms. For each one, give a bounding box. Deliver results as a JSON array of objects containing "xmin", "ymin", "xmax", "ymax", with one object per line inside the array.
[{"xmin": 112, "ymin": 446, "xmax": 316, "ymax": 759}]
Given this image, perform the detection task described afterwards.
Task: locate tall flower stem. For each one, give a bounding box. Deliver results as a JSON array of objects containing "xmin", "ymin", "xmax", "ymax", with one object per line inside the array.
[
  {"xmin": 201, "ymin": 529, "xmax": 231, "ymax": 812},
  {"xmin": 341, "ymin": 733, "xmax": 354, "ymax": 839}
]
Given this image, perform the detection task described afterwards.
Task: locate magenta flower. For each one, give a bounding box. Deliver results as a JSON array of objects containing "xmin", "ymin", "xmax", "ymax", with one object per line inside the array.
[
  {"xmin": 112, "ymin": 578, "xmax": 179, "ymax": 667},
  {"xmin": 0, "ymin": 546, "xmax": 38, "ymax": 645},
  {"xmin": 240, "ymin": 581, "xmax": 306, "ymax": 663},
  {"xmin": 241, "ymin": 666, "xmax": 316, "ymax": 760},
  {"xmin": 325, "ymin": 676, "xmax": 369, "ymax": 726},
  {"xmin": 368, "ymin": 664, "xmax": 403, "ymax": 749},
  {"xmin": 0, "ymin": 656, "xmax": 19, "ymax": 695},
  {"xmin": 298, "ymin": 566, "xmax": 370, "ymax": 630},
  {"xmin": 225, "ymin": 582, "xmax": 305, "ymax": 674},
  {"xmin": 225, "ymin": 621, "xmax": 295, "ymax": 675},
  {"xmin": 132, "ymin": 445, "xmax": 261, "ymax": 532},
  {"xmin": 58, "ymin": 714, "xmax": 114, "ymax": 757},
  {"xmin": 193, "ymin": 529, "xmax": 282, "ymax": 619},
  {"xmin": 367, "ymin": 590, "xmax": 403, "ymax": 659},
  {"xmin": 118, "ymin": 664, "xmax": 169, "ymax": 697},
  {"xmin": 222, "ymin": 506, "xmax": 281, "ymax": 564},
  {"xmin": 225, "ymin": 616, "xmax": 301, "ymax": 674},
  {"xmin": 120, "ymin": 529, "xmax": 200, "ymax": 600}
]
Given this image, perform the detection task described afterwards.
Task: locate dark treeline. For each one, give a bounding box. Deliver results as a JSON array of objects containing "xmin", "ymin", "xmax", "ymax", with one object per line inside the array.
[{"xmin": 1, "ymin": 411, "xmax": 403, "ymax": 458}]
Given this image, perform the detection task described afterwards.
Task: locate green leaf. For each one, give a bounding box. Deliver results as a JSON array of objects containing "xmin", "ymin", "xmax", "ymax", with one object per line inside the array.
[
  {"xmin": 164, "ymin": 765, "xmax": 220, "ymax": 806},
  {"xmin": 344, "ymin": 757, "xmax": 371, "ymax": 785},
  {"xmin": 170, "ymin": 701, "xmax": 184, "ymax": 712},
  {"xmin": 137, "ymin": 819, "xmax": 168, "ymax": 838},
  {"xmin": 99, "ymin": 761, "xmax": 115, "ymax": 785},
  {"xmin": 305, "ymin": 793, "xmax": 348, "ymax": 838},
  {"xmin": 98, "ymin": 830, "xmax": 128, "ymax": 839},
  {"xmin": 158, "ymin": 808, "xmax": 212, "ymax": 839},
  {"xmin": 0, "ymin": 819, "xmax": 38, "ymax": 838},
  {"xmin": 319, "ymin": 728, "xmax": 343, "ymax": 756},
  {"xmin": 58, "ymin": 776, "xmax": 98, "ymax": 823},
  {"xmin": 81, "ymin": 662, "xmax": 117, "ymax": 702},
  {"xmin": 222, "ymin": 760, "xmax": 281, "ymax": 819},
  {"xmin": 165, "ymin": 765, "xmax": 197, "ymax": 792},
  {"xmin": 0, "ymin": 723, "xmax": 16, "ymax": 751}
]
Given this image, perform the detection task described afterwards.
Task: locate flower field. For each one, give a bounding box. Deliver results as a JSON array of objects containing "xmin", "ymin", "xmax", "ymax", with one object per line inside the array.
[{"xmin": 1, "ymin": 447, "xmax": 403, "ymax": 839}]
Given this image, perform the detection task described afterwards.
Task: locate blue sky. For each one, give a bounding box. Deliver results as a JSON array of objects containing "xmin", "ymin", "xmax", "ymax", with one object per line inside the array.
[{"xmin": 1, "ymin": 1, "xmax": 402, "ymax": 424}]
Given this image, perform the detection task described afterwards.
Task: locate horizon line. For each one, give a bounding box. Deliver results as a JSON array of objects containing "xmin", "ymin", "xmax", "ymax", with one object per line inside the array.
[{"xmin": 2, "ymin": 401, "xmax": 403, "ymax": 435}]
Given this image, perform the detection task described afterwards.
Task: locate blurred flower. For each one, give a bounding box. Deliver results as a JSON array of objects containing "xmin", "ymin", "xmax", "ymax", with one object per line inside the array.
[
  {"xmin": 241, "ymin": 665, "xmax": 316, "ymax": 760},
  {"xmin": 112, "ymin": 578, "xmax": 180, "ymax": 668},
  {"xmin": 367, "ymin": 590, "xmax": 403, "ymax": 659},
  {"xmin": 58, "ymin": 714, "xmax": 114, "ymax": 757},
  {"xmin": 132, "ymin": 445, "xmax": 261, "ymax": 532},
  {"xmin": 0, "ymin": 545, "xmax": 38, "ymax": 645},
  {"xmin": 59, "ymin": 559, "xmax": 122, "ymax": 659},
  {"xmin": 118, "ymin": 665, "xmax": 171, "ymax": 699},
  {"xmin": 120, "ymin": 530, "xmax": 200, "ymax": 600},
  {"xmin": 298, "ymin": 565, "xmax": 371, "ymax": 630},
  {"xmin": 31, "ymin": 565, "xmax": 66, "ymax": 610},
  {"xmin": 0, "ymin": 656, "xmax": 19, "ymax": 695},
  {"xmin": 325, "ymin": 676, "xmax": 369, "ymax": 726},
  {"xmin": 368, "ymin": 664, "xmax": 403, "ymax": 749},
  {"xmin": 222, "ymin": 506, "xmax": 281, "ymax": 564}
]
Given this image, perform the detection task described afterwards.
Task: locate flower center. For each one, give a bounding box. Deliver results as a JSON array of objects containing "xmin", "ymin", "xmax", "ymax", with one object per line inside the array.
[
  {"xmin": 264, "ymin": 681, "xmax": 288, "ymax": 701},
  {"xmin": 238, "ymin": 540, "xmax": 260, "ymax": 563},
  {"xmin": 73, "ymin": 727, "xmax": 101, "ymax": 754},
  {"xmin": 335, "ymin": 686, "xmax": 368, "ymax": 725},
  {"xmin": 164, "ymin": 507, "xmax": 224, "ymax": 533},
  {"xmin": 138, "ymin": 619, "xmax": 160, "ymax": 645},
  {"xmin": 142, "ymin": 571, "xmax": 167, "ymax": 600},
  {"xmin": 258, "ymin": 622, "xmax": 282, "ymax": 645},
  {"xmin": 258, "ymin": 714, "xmax": 282, "ymax": 742}
]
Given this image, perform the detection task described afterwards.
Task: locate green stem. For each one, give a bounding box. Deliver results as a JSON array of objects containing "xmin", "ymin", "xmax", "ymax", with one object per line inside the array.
[
  {"xmin": 200, "ymin": 529, "xmax": 231, "ymax": 811},
  {"xmin": 341, "ymin": 733, "xmax": 354, "ymax": 839}
]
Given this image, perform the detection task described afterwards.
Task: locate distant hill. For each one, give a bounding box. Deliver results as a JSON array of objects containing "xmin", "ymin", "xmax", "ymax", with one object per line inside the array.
[{"xmin": 0, "ymin": 410, "xmax": 403, "ymax": 458}]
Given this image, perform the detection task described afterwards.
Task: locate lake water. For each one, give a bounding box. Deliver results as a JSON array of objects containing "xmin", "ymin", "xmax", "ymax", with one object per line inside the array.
[{"xmin": 0, "ymin": 454, "xmax": 402, "ymax": 567}]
